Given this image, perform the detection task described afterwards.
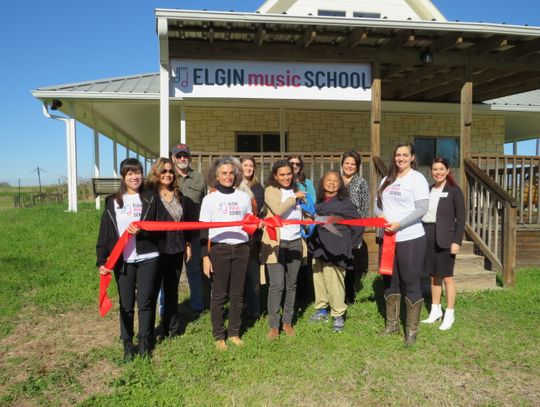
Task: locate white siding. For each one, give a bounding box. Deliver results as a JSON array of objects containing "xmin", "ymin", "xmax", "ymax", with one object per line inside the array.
[{"xmin": 276, "ymin": 0, "xmax": 422, "ymax": 20}]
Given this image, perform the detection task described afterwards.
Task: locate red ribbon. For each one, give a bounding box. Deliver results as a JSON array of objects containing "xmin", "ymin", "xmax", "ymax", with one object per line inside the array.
[{"xmin": 99, "ymin": 214, "xmax": 395, "ymax": 316}]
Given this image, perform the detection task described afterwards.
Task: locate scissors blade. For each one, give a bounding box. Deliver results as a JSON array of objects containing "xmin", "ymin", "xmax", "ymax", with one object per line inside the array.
[{"xmin": 314, "ymin": 215, "xmax": 343, "ymax": 237}]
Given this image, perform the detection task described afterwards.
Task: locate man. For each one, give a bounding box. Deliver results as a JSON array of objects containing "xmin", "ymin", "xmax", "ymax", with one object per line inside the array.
[{"xmin": 172, "ymin": 143, "xmax": 207, "ymax": 313}]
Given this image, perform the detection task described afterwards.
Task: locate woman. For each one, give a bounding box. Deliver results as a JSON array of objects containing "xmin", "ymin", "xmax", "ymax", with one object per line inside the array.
[
  {"xmin": 375, "ymin": 143, "xmax": 429, "ymax": 346},
  {"xmin": 421, "ymin": 157, "xmax": 465, "ymax": 331},
  {"xmin": 262, "ymin": 159, "xmax": 306, "ymax": 340},
  {"xmin": 308, "ymin": 170, "xmax": 364, "ymax": 333},
  {"xmin": 287, "ymin": 154, "xmax": 316, "ymax": 203},
  {"xmin": 341, "ymin": 150, "xmax": 370, "ymax": 304},
  {"xmin": 199, "ymin": 157, "xmax": 252, "ymax": 350},
  {"xmin": 148, "ymin": 158, "xmax": 191, "ymax": 338},
  {"xmin": 287, "ymin": 154, "xmax": 315, "ymax": 304},
  {"xmin": 96, "ymin": 158, "xmax": 162, "ymax": 361},
  {"xmin": 239, "ymin": 156, "xmax": 265, "ymax": 320}
]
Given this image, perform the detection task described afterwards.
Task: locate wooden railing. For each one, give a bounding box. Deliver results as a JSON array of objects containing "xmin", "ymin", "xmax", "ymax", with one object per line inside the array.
[
  {"xmin": 190, "ymin": 152, "xmax": 372, "ymax": 185},
  {"xmin": 470, "ymin": 154, "xmax": 540, "ymax": 224},
  {"xmin": 464, "ymin": 158, "xmax": 517, "ymax": 287}
]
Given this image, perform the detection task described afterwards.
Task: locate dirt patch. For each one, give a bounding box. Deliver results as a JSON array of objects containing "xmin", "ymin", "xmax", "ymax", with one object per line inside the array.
[{"xmin": 0, "ymin": 304, "xmax": 121, "ymax": 405}]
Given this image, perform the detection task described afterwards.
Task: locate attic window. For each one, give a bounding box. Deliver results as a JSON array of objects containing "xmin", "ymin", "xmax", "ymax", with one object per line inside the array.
[
  {"xmin": 353, "ymin": 11, "xmax": 381, "ymax": 19},
  {"xmin": 318, "ymin": 10, "xmax": 346, "ymax": 17}
]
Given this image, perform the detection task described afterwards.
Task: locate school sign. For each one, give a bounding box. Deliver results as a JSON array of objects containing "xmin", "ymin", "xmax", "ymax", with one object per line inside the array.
[{"xmin": 170, "ymin": 59, "xmax": 372, "ymax": 101}]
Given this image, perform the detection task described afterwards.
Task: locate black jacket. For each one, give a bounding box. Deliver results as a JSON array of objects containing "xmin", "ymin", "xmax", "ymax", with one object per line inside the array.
[
  {"xmin": 96, "ymin": 189, "xmax": 163, "ymax": 269},
  {"xmin": 431, "ymin": 183, "xmax": 465, "ymax": 248},
  {"xmin": 308, "ymin": 196, "xmax": 364, "ymax": 269}
]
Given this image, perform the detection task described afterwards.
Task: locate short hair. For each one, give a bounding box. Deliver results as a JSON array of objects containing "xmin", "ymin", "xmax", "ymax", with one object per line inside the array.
[
  {"xmin": 207, "ymin": 156, "xmax": 242, "ymax": 189},
  {"xmin": 341, "ymin": 150, "xmax": 362, "ymax": 173}
]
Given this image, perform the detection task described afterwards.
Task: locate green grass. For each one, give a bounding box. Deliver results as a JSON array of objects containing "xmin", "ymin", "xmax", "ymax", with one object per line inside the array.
[{"xmin": 0, "ymin": 205, "xmax": 539, "ymax": 406}]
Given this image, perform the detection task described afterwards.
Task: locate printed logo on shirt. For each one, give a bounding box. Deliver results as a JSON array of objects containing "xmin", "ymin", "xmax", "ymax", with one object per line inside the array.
[
  {"xmin": 218, "ymin": 201, "xmax": 243, "ymax": 216},
  {"xmin": 386, "ymin": 183, "xmax": 401, "ymax": 196},
  {"xmin": 116, "ymin": 202, "xmax": 142, "ymax": 218}
]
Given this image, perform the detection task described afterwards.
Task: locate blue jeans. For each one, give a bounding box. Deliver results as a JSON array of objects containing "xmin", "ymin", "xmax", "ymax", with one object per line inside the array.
[{"xmin": 186, "ymin": 232, "xmax": 204, "ymax": 311}]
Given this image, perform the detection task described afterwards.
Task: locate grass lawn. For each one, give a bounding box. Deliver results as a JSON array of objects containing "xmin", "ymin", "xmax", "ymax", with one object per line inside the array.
[{"xmin": 0, "ymin": 204, "xmax": 539, "ymax": 406}]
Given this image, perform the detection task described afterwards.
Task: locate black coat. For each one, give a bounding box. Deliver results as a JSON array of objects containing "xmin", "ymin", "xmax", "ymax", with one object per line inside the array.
[
  {"xmin": 308, "ymin": 196, "xmax": 364, "ymax": 269},
  {"xmin": 96, "ymin": 189, "xmax": 164, "ymax": 269},
  {"xmin": 431, "ymin": 183, "xmax": 465, "ymax": 248}
]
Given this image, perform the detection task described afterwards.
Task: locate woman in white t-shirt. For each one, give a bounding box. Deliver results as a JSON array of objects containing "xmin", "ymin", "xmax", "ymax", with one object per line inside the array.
[
  {"xmin": 96, "ymin": 158, "xmax": 163, "ymax": 361},
  {"xmin": 199, "ymin": 157, "xmax": 252, "ymax": 351},
  {"xmin": 261, "ymin": 159, "xmax": 306, "ymax": 341},
  {"xmin": 375, "ymin": 143, "xmax": 429, "ymax": 346}
]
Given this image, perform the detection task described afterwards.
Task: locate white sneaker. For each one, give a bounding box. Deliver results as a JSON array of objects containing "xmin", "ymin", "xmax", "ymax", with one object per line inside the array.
[
  {"xmin": 421, "ymin": 304, "xmax": 443, "ymax": 323},
  {"xmin": 439, "ymin": 309, "xmax": 455, "ymax": 331}
]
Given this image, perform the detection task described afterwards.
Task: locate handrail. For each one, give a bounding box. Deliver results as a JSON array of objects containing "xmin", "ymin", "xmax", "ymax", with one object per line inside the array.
[
  {"xmin": 372, "ymin": 155, "xmax": 388, "ymax": 178},
  {"xmin": 464, "ymin": 158, "xmax": 516, "ymax": 287},
  {"xmin": 464, "ymin": 159, "xmax": 518, "ymax": 207}
]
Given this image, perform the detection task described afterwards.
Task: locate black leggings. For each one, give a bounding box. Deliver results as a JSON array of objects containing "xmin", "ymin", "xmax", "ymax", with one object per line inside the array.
[{"xmin": 383, "ymin": 235, "xmax": 426, "ymax": 303}]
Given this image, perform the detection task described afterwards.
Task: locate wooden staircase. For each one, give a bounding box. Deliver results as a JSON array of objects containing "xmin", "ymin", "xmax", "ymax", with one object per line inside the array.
[{"xmin": 453, "ymin": 241, "xmax": 497, "ymax": 292}]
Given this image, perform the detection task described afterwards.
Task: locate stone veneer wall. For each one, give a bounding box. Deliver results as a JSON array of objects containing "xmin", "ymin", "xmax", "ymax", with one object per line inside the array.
[{"xmin": 185, "ymin": 108, "xmax": 505, "ymax": 157}]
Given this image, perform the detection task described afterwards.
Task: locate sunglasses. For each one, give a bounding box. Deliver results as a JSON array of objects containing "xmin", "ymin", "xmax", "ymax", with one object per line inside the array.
[
  {"xmin": 289, "ymin": 161, "xmax": 302, "ymax": 167},
  {"xmin": 160, "ymin": 169, "xmax": 175, "ymax": 175},
  {"xmin": 175, "ymin": 153, "xmax": 190, "ymax": 159}
]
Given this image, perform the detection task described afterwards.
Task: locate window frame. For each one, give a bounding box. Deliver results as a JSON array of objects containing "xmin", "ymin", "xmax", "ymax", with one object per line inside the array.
[{"xmin": 235, "ymin": 132, "xmax": 288, "ymax": 153}]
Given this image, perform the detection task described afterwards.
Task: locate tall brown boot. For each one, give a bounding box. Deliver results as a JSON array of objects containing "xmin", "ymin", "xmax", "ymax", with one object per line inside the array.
[
  {"xmin": 380, "ymin": 293, "xmax": 401, "ymax": 335},
  {"xmin": 404, "ymin": 297, "xmax": 424, "ymax": 346}
]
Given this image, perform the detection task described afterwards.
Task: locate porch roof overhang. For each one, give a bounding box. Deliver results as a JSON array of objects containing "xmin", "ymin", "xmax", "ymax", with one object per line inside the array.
[{"xmin": 156, "ymin": 9, "xmax": 540, "ymax": 103}]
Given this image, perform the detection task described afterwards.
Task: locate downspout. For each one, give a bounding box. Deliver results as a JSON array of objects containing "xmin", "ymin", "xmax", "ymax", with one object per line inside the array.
[{"xmin": 41, "ymin": 102, "xmax": 78, "ymax": 212}]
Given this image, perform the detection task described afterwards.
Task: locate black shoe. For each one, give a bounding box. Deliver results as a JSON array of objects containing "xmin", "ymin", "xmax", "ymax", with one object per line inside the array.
[
  {"xmin": 123, "ymin": 340, "xmax": 136, "ymax": 362},
  {"xmin": 138, "ymin": 336, "xmax": 155, "ymax": 358}
]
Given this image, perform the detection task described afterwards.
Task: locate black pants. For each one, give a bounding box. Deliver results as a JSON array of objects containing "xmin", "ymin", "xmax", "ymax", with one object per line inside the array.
[
  {"xmin": 345, "ymin": 241, "xmax": 368, "ymax": 303},
  {"xmin": 114, "ymin": 257, "xmax": 161, "ymax": 341},
  {"xmin": 209, "ymin": 243, "xmax": 250, "ymax": 340},
  {"xmin": 160, "ymin": 252, "xmax": 183, "ymax": 336},
  {"xmin": 383, "ymin": 235, "xmax": 426, "ymax": 303}
]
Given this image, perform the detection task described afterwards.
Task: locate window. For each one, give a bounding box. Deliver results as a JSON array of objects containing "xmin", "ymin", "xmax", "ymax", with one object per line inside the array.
[
  {"xmin": 414, "ymin": 137, "xmax": 460, "ymax": 167},
  {"xmin": 318, "ymin": 10, "xmax": 346, "ymax": 17},
  {"xmin": 236, "ymin": 132, "xmax": 287, "ymax": 153},
  {"xmin": 353, "ymin": 11, "xmax": 381, "ymax": 19}
]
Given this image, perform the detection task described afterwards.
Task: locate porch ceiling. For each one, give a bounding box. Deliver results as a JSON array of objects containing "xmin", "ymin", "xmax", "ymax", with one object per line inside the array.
[{"xmin": 157, "ymin": 9, "xmax": 540, "ymax": 103}]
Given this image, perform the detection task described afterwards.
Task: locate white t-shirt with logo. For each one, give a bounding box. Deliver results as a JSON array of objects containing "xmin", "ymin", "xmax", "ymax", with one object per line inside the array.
[
  {"xmin": 115, "ymin": 193, "xmax": 159, "ymax": 263},
  {"xmin": 199, "ymin": 189, "xmax": 252, "ymax": 244},
  {"xmin": 380, "ymin": 170, "xmax": 430, "ymax": 242},
  {"xmin": 279, "ymin": 188, "xmax": 302, "ymax": 241}
]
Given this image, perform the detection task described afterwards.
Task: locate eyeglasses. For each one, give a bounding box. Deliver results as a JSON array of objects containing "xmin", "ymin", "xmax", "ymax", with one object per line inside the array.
[
  {"xmin": 289, "ymin": 161, "xmax": 302, "ymax": 167},
  {"xmin": 160, "ymin": 169, "xmax": 175, "ymax": 175},
  {"xmin": 175, "ymin": 153, "xmax": 190, "ymax": 159}
]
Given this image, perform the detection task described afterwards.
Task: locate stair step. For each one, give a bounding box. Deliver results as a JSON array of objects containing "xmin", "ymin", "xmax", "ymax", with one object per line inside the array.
[
  {"xmin": 459, "ymin": 241, "xmax": 475, "ymax": 256},
  {"xmin": 454, "ymin": 253, "xmax": 485, "ymax": 270},
  {"xmin": 454, "ymin": 270, "xmax": 497, "ymax": 292}
]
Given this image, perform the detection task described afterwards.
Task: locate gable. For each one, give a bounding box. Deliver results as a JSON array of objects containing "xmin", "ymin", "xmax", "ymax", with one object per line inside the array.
[{"xmin": 257, "ymin": 0, "xmax": 446, "ymax": 21}]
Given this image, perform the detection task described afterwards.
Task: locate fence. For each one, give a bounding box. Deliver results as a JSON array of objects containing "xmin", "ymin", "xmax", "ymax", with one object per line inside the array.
[{"xmin": 13, "ymin": 193, "xmax": 64, "ymax": 208}]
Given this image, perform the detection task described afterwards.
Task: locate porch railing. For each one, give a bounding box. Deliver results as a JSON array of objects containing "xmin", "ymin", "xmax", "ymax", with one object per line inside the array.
[
  {"xmin": 470, "ymin": 154, "xmax": 540, "ymax": 224},
  {"xmin": 190, "ymin": 151, "xmax": 372, "ymax": 192},
  {"xmin": 464, "ymin": 158, "xmax": 516, "ymax": 287}
]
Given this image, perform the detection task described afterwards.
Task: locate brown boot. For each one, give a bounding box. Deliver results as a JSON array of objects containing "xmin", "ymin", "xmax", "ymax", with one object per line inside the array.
[
  {"xmin": 267, "ymin": 327, "xmax": 279, "ymax": 341},
  {"xmin": 228, "ymin": 336, "xmax": 244, "ymax": 347},
  {"xmin": 214, "ymin": 339, "xmax": 227, "ymax": 351},
  {"xmin": 404, "ymin": 297, "xmax": 424, "ymax": 346},
  {"xmin": 380, "ymin": 294, "xmax": 401, "ymax": 335},
  {"xmin": 282, "ymin": 323, "xmax": 296, "ymax": 337}
]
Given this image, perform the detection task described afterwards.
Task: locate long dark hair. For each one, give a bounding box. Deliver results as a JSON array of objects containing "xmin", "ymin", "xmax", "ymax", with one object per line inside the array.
[
  {"xmin": 432, "ymin": 156, "xmax": 456, "ymax": 187},
  {"xmin": 115, "ymin": 158, "xmax": 144, "ymax": 208},
  {"xmin": 317, "ymin": 170, "xmax": 347, "ymax": 203},
  {"xmin": 287, "ymin": 154, "xmax": 307, "ymax": 185},
  {"xmin": 266, "ymin": 159, "xmax": 296, "ymax": 190},
  {"xmin": 377, "ymin": 143, "xmax": 417, "ymax": 210}
]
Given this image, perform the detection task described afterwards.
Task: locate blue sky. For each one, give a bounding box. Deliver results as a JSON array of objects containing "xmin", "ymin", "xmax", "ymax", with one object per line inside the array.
[{"xmin": 1, "ymin": 0, "xmax": 539, "ymax": 185}]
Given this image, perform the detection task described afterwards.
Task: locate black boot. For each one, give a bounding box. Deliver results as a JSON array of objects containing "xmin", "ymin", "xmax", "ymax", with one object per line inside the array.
[
  {"xmin": 404, "ymin": 297, "xmax": 424, "ymax": 346},
  {"xmin": 123, "ymin": 340, "xmax": 136, "ymax": 362},
  {"xmin": 380, "ymin": 294, "xmax": 401, "ymax": 335},
  {"xmin": 138, "ymin": 336, "xmax": 155, "ymax": 358}
]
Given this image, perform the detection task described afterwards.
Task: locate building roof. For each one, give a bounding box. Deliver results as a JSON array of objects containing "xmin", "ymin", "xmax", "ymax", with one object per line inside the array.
[{"xmin": 156, "ymin": 9, "xmax": 540, "ymax": 103}]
